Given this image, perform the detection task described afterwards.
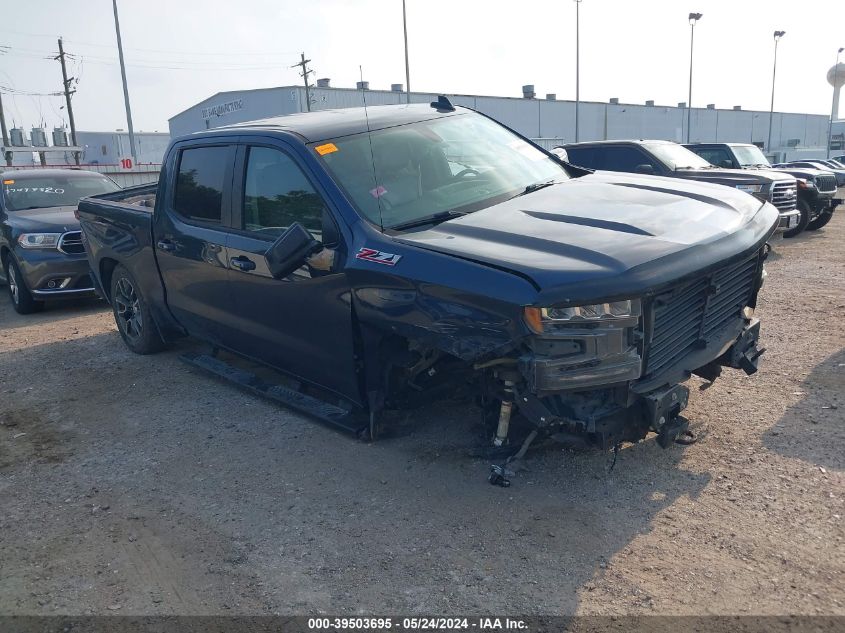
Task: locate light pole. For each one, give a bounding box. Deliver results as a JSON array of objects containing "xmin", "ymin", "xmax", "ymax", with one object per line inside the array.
[
  {"xmin": 402, "ymin": 0, "xmax": 411, "ymax": 104},
  {"xmin": 686, "ymin": 12, "xmax": 702, "ymax": 143},
  {"xmin": 574, "ymin": 0, "xmax": 582, "ymax": 142},
  {"xmin": 112, "ymin": 0, "xmax": 137, "ymax": 163},
  {"xmin": 827, "ymin": 47, "xmax": 843, "ymax": 158},
  {"xmin": 767, "ymin": 30, "xmax": 785, "ymax": 155}
]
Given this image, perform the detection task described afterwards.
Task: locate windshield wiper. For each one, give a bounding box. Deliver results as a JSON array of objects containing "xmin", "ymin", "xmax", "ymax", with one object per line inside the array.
[
  {"xmin": 388, "ymin": 209, "xmax": 470, "ymax": 232},
  {"xmin": 510, "ymin": 178, "xmax": 560, "ymax": 199}
]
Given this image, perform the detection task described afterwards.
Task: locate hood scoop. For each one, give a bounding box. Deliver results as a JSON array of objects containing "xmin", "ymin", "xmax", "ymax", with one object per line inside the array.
[
  {"xmin": 613, "ymin": 182, "xmax": 736, "ymax": 210},
  {"xmin": 522, "ymin": 210, "xmax": 654, "ymax": 236}
]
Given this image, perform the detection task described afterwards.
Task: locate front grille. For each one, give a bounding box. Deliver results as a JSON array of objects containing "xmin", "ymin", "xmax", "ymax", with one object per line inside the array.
[
  {"xmin": 770, "ymin": 180, "xmax": 797, "ymax": 211},
  {"xmin": 57, "ymin": 231, "xmax": 85, "ymax": 255},
  {"xmin": 643, "ymin": 254, "xmax": 760, "ymax": 379},
  {"xmin": 815, "ymin": 174, "xmax": 837, "ymax": 194}
]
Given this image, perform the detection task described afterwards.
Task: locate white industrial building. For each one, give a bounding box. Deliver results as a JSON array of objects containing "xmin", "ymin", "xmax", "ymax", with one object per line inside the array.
[{"xmin": 169, "ymin": 82, "xmax": 833, "ymax": 162}]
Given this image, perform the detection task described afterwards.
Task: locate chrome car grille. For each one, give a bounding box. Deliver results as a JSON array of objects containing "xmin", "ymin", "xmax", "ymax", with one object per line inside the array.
[
  {"xmin": 57, "ymin": 231, "xmax": 85, "ymax": 255},
  {"xmin": 815, "ymin": 174, "xmax": 837, "ymax": 194},
  {"xmin": 770, "ymin": 181, "xmax": 797, "ymax": 211},
  {"xmin": 643, "ymin": 253, "xmax": 761, "ymax": 379}
]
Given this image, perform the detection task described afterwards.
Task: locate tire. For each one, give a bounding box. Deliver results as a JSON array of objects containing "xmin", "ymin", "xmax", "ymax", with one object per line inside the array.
[
  {"xmin": 783, "ymin": 199, "xmax": 811, "ymax": 238},
  {"xmin": 110, "ymin": 265, "xmax": 164, "ymax": 354},
  {"xmin": 4, "ymin": 257, "xmax": 44, "ymax": 315},
  {"xmin": 806, "ymin": 208, "xmax": 834, "ymax": 231}
]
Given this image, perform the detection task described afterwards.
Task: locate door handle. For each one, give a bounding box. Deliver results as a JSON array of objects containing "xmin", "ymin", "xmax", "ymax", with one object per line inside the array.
[
  {"xmin": 156, "ymin": 239, "xmax": 176, "ymax": 252},
  {"xmin": 230, "ymin": 256, "xmax": 256, "ymax": 272}
]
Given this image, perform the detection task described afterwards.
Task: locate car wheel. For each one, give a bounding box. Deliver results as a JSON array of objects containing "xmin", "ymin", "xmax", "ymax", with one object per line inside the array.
[
  {"xmin": 806, "ymin": 208, "xmax": 834, "ymax": 231},
  {"xmin": 4, "ymin": 257, "xmax": 44, "ymax": 314},
  {"xmin": 110, "ymin": 265, "xmax": 164, "ymax": 354},
  {"xmin": 783, "ymin": 199, "xmax": 811, "ymax": 238}
]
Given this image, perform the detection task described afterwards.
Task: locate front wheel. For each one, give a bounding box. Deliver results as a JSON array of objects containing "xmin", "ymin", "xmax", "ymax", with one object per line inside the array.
[
  {"xmin": 110, "ymin": 265, "xmax": 164, "ymax": 354},
  {"xmin": 783, "ymin": 199, "xmax": 811, "ymax": 238},
  {"xmin": 4, "ymin": 257, "xmax": 44, "ymax": 315},
  {"xmin": 806, "ymin": 208, "xmax": 835, "ymax": 231}
]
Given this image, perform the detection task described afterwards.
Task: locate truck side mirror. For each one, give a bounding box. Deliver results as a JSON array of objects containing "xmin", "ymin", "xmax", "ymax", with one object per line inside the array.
[
  {"xmin": 635, "ymin": 164, "xmax": 655, "ymax": 175},
  {"xmin": 720, "ymin": 159, "xmax": 733, "ymax": 168},
  {"xmin": 264, "ymin": 222, "xmax": 321, "ymax": 279}
]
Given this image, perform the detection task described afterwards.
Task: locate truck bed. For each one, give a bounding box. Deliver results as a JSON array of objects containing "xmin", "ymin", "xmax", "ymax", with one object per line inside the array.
[{"xmin": 77, "ymin": 182, "xmax": 167, "ymax": 324}]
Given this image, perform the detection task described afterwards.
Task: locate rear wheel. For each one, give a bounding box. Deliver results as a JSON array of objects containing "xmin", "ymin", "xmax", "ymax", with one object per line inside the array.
[
  {"xmin": 110, "ymin": 265, "xmax": 164, "ymax": 354},
  {"xmin": 4, "ymin": 258, "xmax": 44, "ymax": 314},
  {"xmin": 806, "ymin": 208, "xmax": 835, "ymax": 231},
  {"xmin": 783, "ymin": 199, "xmax": 811, "ymax": 238}
]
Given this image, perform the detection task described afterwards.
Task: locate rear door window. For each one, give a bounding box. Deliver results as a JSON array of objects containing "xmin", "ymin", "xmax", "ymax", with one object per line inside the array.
[
  {"xmin": 173, "ymin": 146, "xmax": 230, "ymax": 224},
  {"xmin": 598, "ymin": 146, "xmax": 652, "ymax": 172},
  {"xmin": 695, "ymin": 148, "xmax": 732, "ymax": 167},
  {"xmin": 564, "ymin": 147, "xmax": 596, "ymax": 169}
]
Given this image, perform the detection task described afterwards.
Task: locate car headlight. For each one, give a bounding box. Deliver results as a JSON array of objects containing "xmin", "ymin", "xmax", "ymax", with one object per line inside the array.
[
  {"xmin": 17, "ymin": 233, "xmax": 62, "ymax": 249},
  {"xmin": 735, "ymin": 184, "xmax": 764, "ymax": 193},
  {"xmin": 524, "ymin": 299, "xmax": 641, "ymax": 333},
  {"xmin": 796, "ymin": 178, "xmax": 815, "ymax": 190}
]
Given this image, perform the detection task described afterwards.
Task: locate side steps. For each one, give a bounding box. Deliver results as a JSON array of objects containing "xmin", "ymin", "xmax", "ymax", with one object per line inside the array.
[{"xmin": 180, "ymin": 352, "xmax": 368, "ymax": 436}]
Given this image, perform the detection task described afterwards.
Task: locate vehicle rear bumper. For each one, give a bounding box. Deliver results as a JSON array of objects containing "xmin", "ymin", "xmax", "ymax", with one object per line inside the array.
[{"xmin": 14, "ymin": 248, "xmax": 97, "ymax": 299}]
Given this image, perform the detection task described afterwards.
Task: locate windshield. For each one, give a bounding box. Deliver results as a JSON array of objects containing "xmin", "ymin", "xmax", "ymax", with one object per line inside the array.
[
  {"xmin": 644, "ymin": 142, "xmax": 712, "ymax": 170},
  {"xmin": 732, "ymin": 145, "xmax": 771, "ymax": 167},
  {"xmin": 316, "ymin": 113, "xmax": 567, "ymax": 229},
  {"xmin": 2, "ymin": 174, "xmax": 120, "ymax": 212}
]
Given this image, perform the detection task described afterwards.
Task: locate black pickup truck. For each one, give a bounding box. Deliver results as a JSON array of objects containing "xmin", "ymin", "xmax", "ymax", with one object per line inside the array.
[
  {"xmin": 562, "ymin": 140, "xmax": 800, "ymax": 234},
  {"xmin": 685, "ymin": 143, "xmax": 841, "ymax": 235},
  {"xmin": 77, "ymin": 102, "xmax": 778, "ymax": 470}
]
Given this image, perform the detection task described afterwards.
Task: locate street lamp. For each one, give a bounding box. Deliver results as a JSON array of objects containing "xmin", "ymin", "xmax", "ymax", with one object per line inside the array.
[
  {"xmin": 402, "ymin": 0, "xmax": 411, "ymax": 104},
  {"xmin": 827, "ymin": 47, "xmax": 844, "ymax": 158},
  {"xmin": 767, "ymin": 30, "xmax": 786, "ymax": 154},
  {"xmin": 686, "ymin": 12, "xmax": 702, "ymax": 143},
  {"xmin": 574, "ymin": 0, "xmax": 583, "ymax": 142}
]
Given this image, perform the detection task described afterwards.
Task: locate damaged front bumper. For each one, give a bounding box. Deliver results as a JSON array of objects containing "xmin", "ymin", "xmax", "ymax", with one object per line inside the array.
[{"xmin": 511, "ymin": 316, "xmax": 764, "ymax": 449}]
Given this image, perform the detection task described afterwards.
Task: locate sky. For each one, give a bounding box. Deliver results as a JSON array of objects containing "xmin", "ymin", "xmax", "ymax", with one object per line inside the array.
[{"xmin": 1, "ymin": 0, "xmax": 844, "ymax": 134}]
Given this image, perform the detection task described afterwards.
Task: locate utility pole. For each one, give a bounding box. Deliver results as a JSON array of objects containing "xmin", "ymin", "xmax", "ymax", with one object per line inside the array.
[
  {"xmin": 767, "ymin": 30, "xmax": 786, "ymax": 155},
  {"xmin": 112, "ymin": 0, "xmax": 138, "ymax": 163},
  {"xmin": 56, "ymin": 38, "xmax": 80, "ymax": 165},
  {"xmin": 574, "ymin": 0, "xmax": 582, "ymax": 142},
  {"xmin": 292, "ymin": 53, "xmax": 313, "ymax": 112},
  {"xmin": 402, "ymin": 0, "xmax": 411, "ymax": 104},
  {"xmin": 0, "ymin": 92, "xmax": 11, "ymax": 166},
  {"xmin": 686, "ymin": 13, "xmax": 702, "ymax": 143}
]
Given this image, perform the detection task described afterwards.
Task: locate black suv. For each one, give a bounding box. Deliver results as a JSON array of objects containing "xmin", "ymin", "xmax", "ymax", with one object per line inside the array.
[{"xmin": 561, "ymin": 140, "xmax": 800, "ymax": 233}]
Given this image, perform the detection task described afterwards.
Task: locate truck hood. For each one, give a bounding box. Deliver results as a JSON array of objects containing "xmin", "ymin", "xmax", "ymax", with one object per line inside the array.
[
  {"xmin": 673, "ymin": 167, "xmax": 794, "ymax": 185},
  {"xmin": 396, "ymin": 172, "xmax": 778, "ymax": 304},
  {"xmin": 6, "ymin": 206, "xmax": 81, "ymax": 233},
  {"xmin": 771, "ymin": 167, "xmax": 834, "ymax": 180}
]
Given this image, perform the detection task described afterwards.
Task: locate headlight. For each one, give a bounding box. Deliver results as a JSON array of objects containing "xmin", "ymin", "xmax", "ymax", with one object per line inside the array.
[
  {"xmin": 17, "ymin": 233, "xmax": 62, "ymax": 249},
  {"xmin": 524, "ymin": 299, "xmax": 641, "ymax": 333},
  {"xmin": 735, "ymin": 184, "xmax": 764, "ymax": 193},
  {"xmin": 797, "ymin": 178, "xmax": 815, "ymax": 190}
]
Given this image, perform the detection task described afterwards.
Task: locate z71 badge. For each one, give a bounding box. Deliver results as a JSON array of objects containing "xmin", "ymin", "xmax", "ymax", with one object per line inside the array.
[{"xmin": 355, "ymin": 247, "xmax": 402, "ymax": 266}]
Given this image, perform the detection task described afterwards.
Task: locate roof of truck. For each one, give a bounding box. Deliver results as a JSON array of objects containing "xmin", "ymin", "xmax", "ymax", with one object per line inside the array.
[{"xmin": 209, "ymin": 103, "xmax": 467, "ymax": 143}]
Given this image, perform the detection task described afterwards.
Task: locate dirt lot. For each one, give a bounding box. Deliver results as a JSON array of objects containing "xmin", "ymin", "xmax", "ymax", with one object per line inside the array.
[{"xmin": 0, "ymin": 217, "xmax": 843, "ymax": 617}]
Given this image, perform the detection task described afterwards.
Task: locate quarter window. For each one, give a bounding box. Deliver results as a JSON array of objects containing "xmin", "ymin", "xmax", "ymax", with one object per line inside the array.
[
  {"xmin": 173, "ymin": 146, "xmax": 229, "ymax": 224},
  {"xmin": 243, "ymin": 146, "xmax": 325, "ymax": 238}
]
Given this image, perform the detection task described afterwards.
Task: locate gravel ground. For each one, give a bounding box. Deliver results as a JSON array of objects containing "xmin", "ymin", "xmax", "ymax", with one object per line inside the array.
[{"xmin": 0, "ymin": 215, "xmax": 843, "ymax": 617}]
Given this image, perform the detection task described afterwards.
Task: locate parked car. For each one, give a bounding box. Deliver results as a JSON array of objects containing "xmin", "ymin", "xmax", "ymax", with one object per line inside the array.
[
  {"xmin": 0, "ymin": 169, "xmax": 120, "ymax": 314},
  {"xmin": 773, "ymin": 160, "xmax": 845, "ymax": 187},
  {"xmin": 78, "ymin": 102, "xmax": 777, "ymax": 465},
  {"xmin": 769, "ymin": 165, "xmax": 840, "ymax": 233},
  {"xmin": 685, "ymin": 143, "xmax": 841, "ymax": 236},
  {"xmin": 561, "ymin": 140, "xmax": 800, "ymax": 233}
]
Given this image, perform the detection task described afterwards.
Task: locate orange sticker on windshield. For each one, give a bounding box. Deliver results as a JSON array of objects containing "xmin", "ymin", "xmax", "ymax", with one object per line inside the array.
[
  {"xmin": 2, "ymin": 179, "xmax": 14, "ymax": 184},
  {"xmin": 315, "ymin": 143, "xmax": 338, "ymax": 156}
]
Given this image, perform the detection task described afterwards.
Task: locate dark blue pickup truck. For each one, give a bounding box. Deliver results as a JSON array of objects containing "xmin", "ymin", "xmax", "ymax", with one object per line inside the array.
[{"xmin": 78, "ymin": 101, "xmax": 778, "ymax": 464}]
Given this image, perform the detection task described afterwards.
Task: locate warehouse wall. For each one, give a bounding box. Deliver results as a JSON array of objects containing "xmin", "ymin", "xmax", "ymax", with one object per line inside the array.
[{"xmin": 168, "ymin": 85, "xmax": 831, "ymax": 154}]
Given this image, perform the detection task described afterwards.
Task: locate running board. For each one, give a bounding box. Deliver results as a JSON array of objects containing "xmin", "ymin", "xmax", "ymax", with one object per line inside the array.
[{"xmin": 179, "ymin": 353, "xmax": 366, "ymax": 435}]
